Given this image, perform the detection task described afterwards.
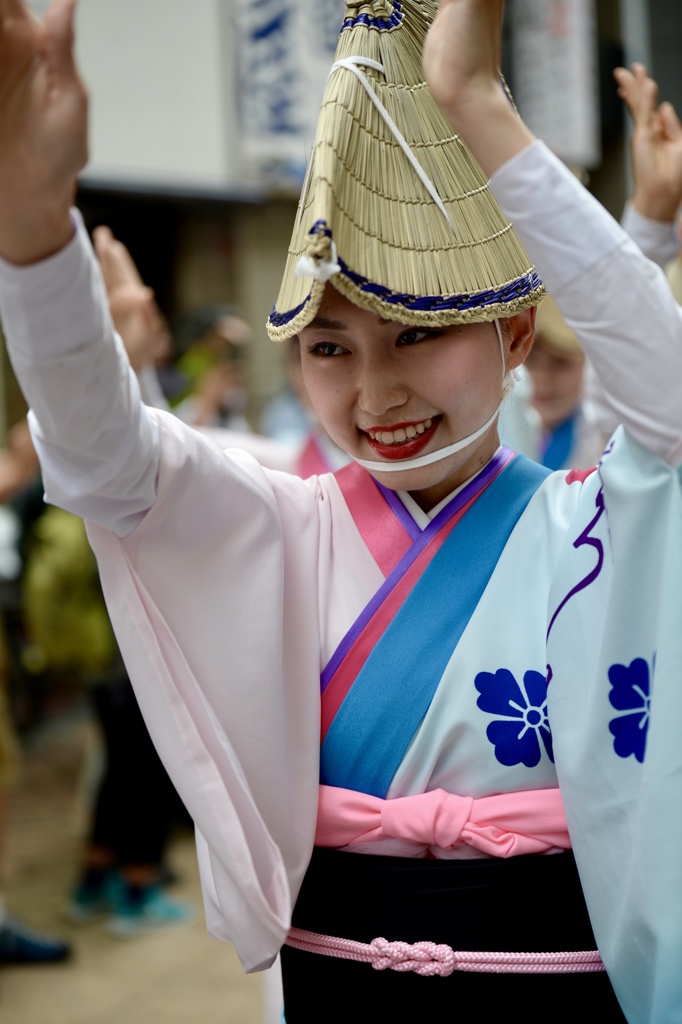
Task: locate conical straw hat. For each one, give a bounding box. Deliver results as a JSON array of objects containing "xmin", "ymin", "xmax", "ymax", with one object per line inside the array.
[{"xmin": 267, "ymin": 0, "xmax": 544, "ymax": 342}]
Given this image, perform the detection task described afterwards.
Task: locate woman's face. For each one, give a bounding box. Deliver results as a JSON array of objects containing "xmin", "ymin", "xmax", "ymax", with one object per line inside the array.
[
  {"xmin": 525, "ymin": 336, "xmax": 585, "ymax": 433},
  {"xmin": 298, "ymin": 286, "xmax": 534, "ymax": 510}
]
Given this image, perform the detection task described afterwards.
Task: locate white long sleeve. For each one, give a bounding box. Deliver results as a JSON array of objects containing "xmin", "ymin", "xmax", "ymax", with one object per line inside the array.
[
  {"xmin": 491, "ymin": 141, "xmax": 682, "ymax": 466},
  {"xmin": 0, "ymin": 213, "xmax": 159, "ymax": 536},
  {"xmin": 582, "ymin": 204, "xmax": 679, "ymax": 445},
  {"xmin": 620, "ymin": 202, "xmax": 679, "ymax": 268}
]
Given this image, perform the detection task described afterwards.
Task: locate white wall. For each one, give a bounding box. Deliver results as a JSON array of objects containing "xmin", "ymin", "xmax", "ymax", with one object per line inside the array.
[{"xmin": 63, "ymin": 0, "xmax": 244, "ymax": 191}]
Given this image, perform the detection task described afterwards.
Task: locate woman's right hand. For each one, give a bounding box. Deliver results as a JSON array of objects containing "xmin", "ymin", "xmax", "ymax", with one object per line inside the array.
[
  {"xmin": 423, "ymin": 0, "xmax": 534, "ymax": 177},
  {"xmin": 0, "ymin": 0, "xmax": 88, "ymax": 264}
]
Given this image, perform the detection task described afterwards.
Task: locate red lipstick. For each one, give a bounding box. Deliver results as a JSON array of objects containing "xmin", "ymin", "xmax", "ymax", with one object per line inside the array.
[{"xmin": 363, "ymin": 417, "xmax": 440, "ymax": 461}]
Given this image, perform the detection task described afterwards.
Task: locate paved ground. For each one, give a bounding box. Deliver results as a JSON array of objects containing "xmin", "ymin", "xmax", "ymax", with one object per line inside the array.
[{"xmin": 1, "ymin": 703, "xmax": 264, "ymax": 1024}]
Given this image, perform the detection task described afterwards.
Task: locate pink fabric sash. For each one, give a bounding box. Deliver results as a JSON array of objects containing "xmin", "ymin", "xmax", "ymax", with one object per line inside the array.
[
  {"xmin": 316, "ymin": 785, "xmax": 571, "ymax": 858},
  {"xmin": 333, "ymin": 461, "xmax": 414, "ymax": 577}
]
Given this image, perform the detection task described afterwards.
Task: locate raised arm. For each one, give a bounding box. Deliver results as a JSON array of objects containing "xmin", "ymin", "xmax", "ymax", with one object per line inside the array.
[
  {"xmin": 424, "ymin": 0, "xmax": 682, "ymax": 466},
  {"xmin": 423, "ymin": 0, "xmax": 533, "ymax": 176},
  {"xmin": 0, "ymin": 1, "xmax": 160, "ymax": 534}
]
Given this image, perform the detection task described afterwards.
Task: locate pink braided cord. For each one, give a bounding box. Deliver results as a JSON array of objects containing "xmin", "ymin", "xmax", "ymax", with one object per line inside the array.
[{"xmin": 286, "ymin": 927, "xmax": 605, "ymax": 976}]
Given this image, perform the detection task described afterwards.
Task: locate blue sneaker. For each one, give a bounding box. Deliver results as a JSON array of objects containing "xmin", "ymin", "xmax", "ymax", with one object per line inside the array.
[
  {"xmin": 64, "ymin": 870, "xmax": 115, "ymax": 924},
  {"xmin": 106, "ymin": 877, "xmax": 195, "ymax": 938},
  {"xmin": 0, "ymin": 915, "xmax": 71, "ymax": 964}
]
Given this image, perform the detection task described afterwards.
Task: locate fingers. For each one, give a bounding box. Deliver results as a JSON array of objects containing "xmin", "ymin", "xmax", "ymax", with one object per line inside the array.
[
  {"xmin": 613, "ymin": 63, "xmax": 659, "ymax": 126},
  {"xmin": 94, "ymin": 226, "xmax": 144, "ymax": 289},
  {"xmin": 92, "ymin": 224, "xmax": 113, "ymax": 248},
  {"xmin": 659, "ymin": 101, "xmax": 682, "ymax": 142},
  {"xmin": 43, "ymin": 0, "xmax": 78, "ymax": 78}
]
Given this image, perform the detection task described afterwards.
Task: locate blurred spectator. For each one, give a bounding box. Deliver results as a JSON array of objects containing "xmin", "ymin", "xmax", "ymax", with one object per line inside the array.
[
  {"xmin": 0, "ymin": 401, "xmax": 70, "ymax": 963},
  {"xmin": 521, "ymin": 297, "xmax": 604, "ymax": 470},
  {"xmin": 0, "ymin": 638, "xmax": 70, "ymax": 962},
  {"xmin": 170, "ymin": 306, "xmax": 252, "ymax": 431},
  {"xmin": 61, "ymin": 226, "xmax": 194, "ymax": 936}
]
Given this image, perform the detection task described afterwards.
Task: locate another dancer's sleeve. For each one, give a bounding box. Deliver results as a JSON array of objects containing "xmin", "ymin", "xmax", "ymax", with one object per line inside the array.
[{"xmin": 491, "ymin": 141, "xmax": 682, "ymax": 467}]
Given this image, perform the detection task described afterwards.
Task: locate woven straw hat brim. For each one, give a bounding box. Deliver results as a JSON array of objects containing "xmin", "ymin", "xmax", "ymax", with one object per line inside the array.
[{"xmin": 267, "ymin": 0, "xmax": 544, "ymax": 342}]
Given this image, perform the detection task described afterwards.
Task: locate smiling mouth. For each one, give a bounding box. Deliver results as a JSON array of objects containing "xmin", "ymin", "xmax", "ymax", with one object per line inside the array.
[{"xmin": 363, "ymin": 416, "xmax": 440, "ymax": 460}]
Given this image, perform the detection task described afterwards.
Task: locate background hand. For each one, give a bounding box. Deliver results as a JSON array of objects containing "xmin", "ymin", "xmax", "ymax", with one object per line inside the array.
[
  {"xmin": 615, "ymin": 63, "xmax": 682, "ymax": 223},
  {"xmin": 93, "ymin": 227, "xmax": 171, "ymax": 373},
  {"xmin": 0, "ymin": 0, "xmax": 88, "ymax": 263}
]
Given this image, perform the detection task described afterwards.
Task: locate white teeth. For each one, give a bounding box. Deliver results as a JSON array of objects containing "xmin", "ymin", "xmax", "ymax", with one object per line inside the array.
[{"xmin": 367, "ymin": 418, "xmax": 434, "ymax": 445}]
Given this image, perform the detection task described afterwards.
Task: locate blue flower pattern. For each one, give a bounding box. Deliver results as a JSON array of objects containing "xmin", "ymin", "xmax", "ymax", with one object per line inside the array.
[
  {"xmin": 608, "ymin": 658, "xmax": 651, "ymax": 764},
  {"xmin": 475, "ymin": 669, "xmax": 554, "ymax": 768}
]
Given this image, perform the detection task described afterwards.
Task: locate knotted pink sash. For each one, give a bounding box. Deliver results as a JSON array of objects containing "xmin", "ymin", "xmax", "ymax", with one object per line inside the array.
[{"xmin": 316, "ymin": 785, "xmax": 571, "ymax": 857}]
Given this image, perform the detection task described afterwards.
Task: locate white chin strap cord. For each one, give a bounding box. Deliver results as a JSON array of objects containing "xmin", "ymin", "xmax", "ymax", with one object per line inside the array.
[{"xmin": 350, "ymin": 321, "xmax": 511, "ymax": 474}]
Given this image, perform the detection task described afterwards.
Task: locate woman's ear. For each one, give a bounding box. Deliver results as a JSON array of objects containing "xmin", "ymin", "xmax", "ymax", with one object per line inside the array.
[{"xmin": 505, "ymin": 307, "xmax": 536, "ymax": 371}]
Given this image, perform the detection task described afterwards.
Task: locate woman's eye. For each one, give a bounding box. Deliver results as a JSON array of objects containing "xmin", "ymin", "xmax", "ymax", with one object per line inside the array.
[
  {"xmin": 397, "ymin": 329, "xmax": 435, "ymax": 347},
  {"xmin": 309, "ymin": 342, "xmax": 346, "ymax": 357}
]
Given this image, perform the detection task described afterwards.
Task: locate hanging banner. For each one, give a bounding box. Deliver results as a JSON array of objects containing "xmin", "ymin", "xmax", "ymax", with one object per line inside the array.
[
  {"xmin": 509, "ymin": 0, "xmax": 601, "ymax": 169},
  {"xmin": 234, "ymin": 0, "xmax": 344, "ymax": 185}
]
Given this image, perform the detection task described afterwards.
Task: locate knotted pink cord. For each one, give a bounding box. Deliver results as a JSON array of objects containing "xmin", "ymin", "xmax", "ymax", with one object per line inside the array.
[{"xmin": 286, "ymin": 927, "xmax": 605, "ymax": 975}]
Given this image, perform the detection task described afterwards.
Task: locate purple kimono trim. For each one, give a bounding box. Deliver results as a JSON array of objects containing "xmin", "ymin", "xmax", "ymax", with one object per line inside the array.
[
  {"xmin": 373, "ymin": 480, "xmax": 422, "ymax": 541},
  {"xmin": 320, "ymin": 446, "xmax": 514, "ymax": 692},
  {"xmin": 342, "ymin": 1, "xmax": 403, "ymax": 32}
]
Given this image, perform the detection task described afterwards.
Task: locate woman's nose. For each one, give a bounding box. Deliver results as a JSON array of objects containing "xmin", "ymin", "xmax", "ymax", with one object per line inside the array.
[{"xmin": 356, "ymin": 365, "xmax": 409, "ymax": 417}]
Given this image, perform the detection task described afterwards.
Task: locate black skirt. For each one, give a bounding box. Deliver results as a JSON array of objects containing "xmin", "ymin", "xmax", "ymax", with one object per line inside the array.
[{"xmin": 280, "ymin": 847, "xmax": 627, "ymax": 1023}]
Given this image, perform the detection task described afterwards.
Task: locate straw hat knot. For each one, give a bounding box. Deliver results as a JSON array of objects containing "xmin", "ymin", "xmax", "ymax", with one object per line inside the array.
[
  {"xmin": 295, "ymin": 221, "xmax": 341, "ymax": 283},
  {"xmin": 345, "ymin": 1, "xmax": 395, "ymax": 16}
]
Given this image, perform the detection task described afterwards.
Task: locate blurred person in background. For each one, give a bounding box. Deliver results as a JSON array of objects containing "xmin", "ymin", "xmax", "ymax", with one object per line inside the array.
[
  {"xmin": 0, "ymin": 608, "xmax": 70, "ymax": 963},
  {"xmin": 170, "ymin": 305, "xmax": 252, "ymax": 431},
  {"xmin": 59, "ymin": 226, "xmax": 195, "ymax": 936},
  {"xmin": 520, "ymin": 295, "xmax": 602, "ymax": 469},
  {"xmin": 0, "ymin": 372, "xmax": 70, "ymax": 962}
]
